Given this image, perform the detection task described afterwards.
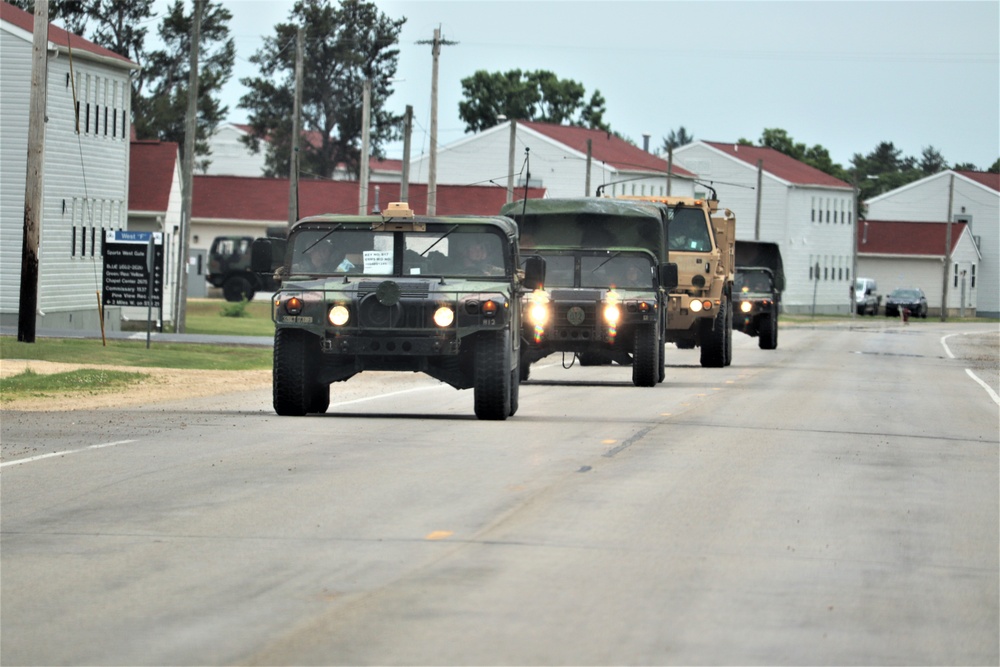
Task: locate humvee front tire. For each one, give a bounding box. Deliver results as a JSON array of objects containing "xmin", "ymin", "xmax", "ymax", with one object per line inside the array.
[
  {"xmin": 474, "ymin": 331, "xmax": 512, "ymax": 420},
  {"xmin": 758, "ymin": 314, "xmax": 778, "ymax": 350},
  {"xmin": 273, "ymin": 328, "xmax": 320, "ymax": 416},
  {"xmin": 632, "ymin": 324, "xmax": 658, "ymax": 387},
  {"xmin": 700, "ymin": 300, "xmax": 728, "ymax": 368}
]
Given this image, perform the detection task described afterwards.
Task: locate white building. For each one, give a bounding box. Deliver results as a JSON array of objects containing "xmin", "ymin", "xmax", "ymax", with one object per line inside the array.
[
  {"xmin": 671, "ymin": 141, "xmax": 856, "ymax": 314},
  {"xmin": 202, "ymin": 122, "xmax": 403, "ymax": 183},
  {"xmin": 856, "ymin": 220, "xmax": 980, "ymax": 317},
  {"xmin": 1, "ymin": 2, "xmax": 138, "ymax": 331},
  {"xmin": 865, "ymin": 170, "xmax": 999, "ymax": 318},
  {"xmin": 409, "ymin": 120, "xmax": 696, "ymax": 201}
]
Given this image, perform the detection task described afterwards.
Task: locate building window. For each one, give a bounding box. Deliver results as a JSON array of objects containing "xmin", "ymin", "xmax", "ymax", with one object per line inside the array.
[
  {"xmin": 971, "ymin": 265, "xmax": 976, "ymax": 288},
  {"xmin": 811, "ymin": 197, "xmax": 815, "ymax": 222}
]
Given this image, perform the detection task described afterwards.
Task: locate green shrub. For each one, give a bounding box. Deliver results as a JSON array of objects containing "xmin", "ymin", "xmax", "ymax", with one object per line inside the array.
[{"xmin": 221, "ymin": 298, "xmax": 251, "ymax": 318}]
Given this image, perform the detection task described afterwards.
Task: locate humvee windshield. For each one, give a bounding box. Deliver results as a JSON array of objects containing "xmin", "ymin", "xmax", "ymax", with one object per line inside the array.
[
  {"xmin": 525, "ymin": 251, "xmax": 654, "ymax": 289},
  {"xmin": 736, "ymin": 269, "xmax": 774, "ymax": 293},
  {"xmin": 290, "ymin": 226, "xmax": 508, "ymax": 278}
]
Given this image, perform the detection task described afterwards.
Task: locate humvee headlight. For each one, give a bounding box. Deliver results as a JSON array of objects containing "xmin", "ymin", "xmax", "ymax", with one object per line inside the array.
[
  {"xmin": 689, "ymin": 299, "xmax": 703, "ymax": 313},
  {"xmin": 285, "ymin": 296, "xmax": 304, "ymax": 315},
  {"xmin": 482, "ymin": 300, "xmax": 499, "ymax": 317},
  {"xmin": 603, "ymin": 304, "xmax": 621, "ymax": 325},
  {"xmin": 434, "ymin": 306, "xmax": 455, "ymax": 327},
  {"xmin": 328, "ymin": 305, "xmax": 350, "ymax": 326},
  {"xmin": 638, "ymin": 301, "xmax": 651, "ymax": 313},
  {"xmin": 528, "ymin": 301, "xmax": 549, "ymax": 326},
  {"xmin": 740, "ymin": 301, "xmax": 753, "ymax": 313}
]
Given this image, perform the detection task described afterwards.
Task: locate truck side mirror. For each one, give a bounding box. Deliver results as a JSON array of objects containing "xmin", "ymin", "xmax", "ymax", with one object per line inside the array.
[
  {"xmin": 522, "ymin": 255, "xmax": 546, "ymax": 291},
  {"xmin": 251, "ymin": 237, "xmax": 285, "ymax": 274},
  {"xmin": 659, "ymin": 262, "xmax": 678, "ymax": 290}
]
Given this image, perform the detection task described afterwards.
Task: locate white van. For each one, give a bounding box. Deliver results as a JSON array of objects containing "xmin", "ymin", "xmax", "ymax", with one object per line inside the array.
[{"xmin": 855, "ymin": 277, "xmax": 880, "ymax": 315}]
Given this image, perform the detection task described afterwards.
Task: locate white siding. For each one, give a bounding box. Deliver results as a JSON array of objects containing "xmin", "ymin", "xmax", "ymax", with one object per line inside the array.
[
  {"xmin": 673, "ymin": 142, "xmax": 856, "ymax": 314},
  {"xmin": 1, "ymin": 22, "xmax": 133, "ymax": 329},
  {"xmin": 202, "ymin": 124, "xmax": 267, "ymax": 177},
  {"xmin": 867, "ymin": 171, "xmax": 999, "ymax": 317}
]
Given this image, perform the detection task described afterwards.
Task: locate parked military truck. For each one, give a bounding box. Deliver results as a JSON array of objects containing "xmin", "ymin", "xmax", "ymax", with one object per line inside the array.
[
  {"xmin": 733, "ymin": 240, "xmax": 784, "ymax": 349},
  {"xmin": 207, "ymin": 226, "xmax": 286, "ymax": 301},
  {"xmin": 500, "ymin": 198, "xmax": 678, "ymax": 387},
  {"xmin": 616, "ymin": 195, "xmax": 735, "ymax": 368},
  {"xmin": 250, "ymin": 203, "xmax": 545, "ymax": 420}
]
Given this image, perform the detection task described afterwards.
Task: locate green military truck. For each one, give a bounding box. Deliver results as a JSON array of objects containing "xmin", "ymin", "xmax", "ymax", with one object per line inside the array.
[
  {"xmin": 616, "ymin": 195, "xmax": 735, "ymax": 368},
  {"xmin": 500, "ymin": 198, "xmax": 677, "ymax": 387},
  {"xmin": 732, "ymin": 240, "xmax": 785, "ymax": 350},
  {"xmin": 250, "ymin": 203, "xmax": 545, "ymax": 420},
  {"xmin": 207, "ymin": 226, "xmax": 286, "ymax": 302}
]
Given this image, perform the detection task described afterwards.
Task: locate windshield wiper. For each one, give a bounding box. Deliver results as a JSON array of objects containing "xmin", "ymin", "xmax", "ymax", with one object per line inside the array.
[
  {"xmin": 301, "ymin": 223, "xmax": 343, "ymax": 253},
  {"xmin": 420, "ymin": 225, "xmax": 459, "ymax": 257},
  {"xmin": 590, "ymin": 251, "xmax": 621, "ymax": 273}
]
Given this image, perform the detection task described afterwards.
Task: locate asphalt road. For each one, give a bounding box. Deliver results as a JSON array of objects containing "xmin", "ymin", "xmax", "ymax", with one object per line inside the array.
[{"xmin": 2, "ymin": 321, "xmax": 998, "ymax": 665}]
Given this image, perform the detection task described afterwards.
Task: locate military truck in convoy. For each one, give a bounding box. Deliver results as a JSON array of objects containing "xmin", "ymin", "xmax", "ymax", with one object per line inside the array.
[
  {"xmin": 732, "ymin": 240, "xmax": 784, "ymax": 349},
  {"xmin": 207, "ymin": 226, "xmax": 286, "ymax": 301},
  {"xmin": 616, "ymin": 194, "xmax": 735, "ymax": 368},
  {"xmin": 250, "ymin": 203, "xmax": 545, "ymax": 420},
  {"xmin": 500, "ymin": 198, "xmax": 678, "ymax": 387}
]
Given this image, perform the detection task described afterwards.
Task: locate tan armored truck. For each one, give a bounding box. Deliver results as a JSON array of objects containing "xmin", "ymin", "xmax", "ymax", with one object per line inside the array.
[{"xmin": 616, "ymin": 195, "xmax": 735, "ymax": 367}]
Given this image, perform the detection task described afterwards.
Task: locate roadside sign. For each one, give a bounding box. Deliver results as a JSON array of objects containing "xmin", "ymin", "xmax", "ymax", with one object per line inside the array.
[{"xmin": 102, "ymin": 230, "xmax": 163, "ymax": 307}]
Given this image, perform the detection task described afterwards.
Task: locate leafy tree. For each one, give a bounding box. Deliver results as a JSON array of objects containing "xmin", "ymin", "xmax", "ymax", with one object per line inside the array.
[
  {"xmin": 239, "ymin": 0, "xmax": 405, "ymax": 179},
  {"xmin": 749, "ymin": 128, "xmax": 849, "ymax": 181},
  {"xmin": 989, "ymin": 158, "xmax": 1000, "ymax": 174},
  {"xmin": 133, "ymin": 0, "xmax": 235, "ymax": 172},
  {"xmin": 458, "ymin": 69, "xmax": 609, "ymax": 133},
  {"xmin": 661, "ymin": 126, "xmax": 694, "ymax": 153},
  {"xmin": 9, "ymin": 0, "xmax": 89, "ymax": 34},
  {"xmin": 579, "ymin": 91, "xmax": 610, "ymax": 133},
  {"xmin": 951, "ymin": 162, "xmax": 979, "ymax": 172},
  {"xmin": 919, "ymin": 146, "xmax": 948, "ymax": 174}
]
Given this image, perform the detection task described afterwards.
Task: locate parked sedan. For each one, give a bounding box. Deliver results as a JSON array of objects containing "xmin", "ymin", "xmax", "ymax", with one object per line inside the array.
[{"xmin": 885, "ymin": 287, "xmax": 928, "ymax": 318}]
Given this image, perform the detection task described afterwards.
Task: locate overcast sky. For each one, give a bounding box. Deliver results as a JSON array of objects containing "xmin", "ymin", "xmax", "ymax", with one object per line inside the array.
[{"xmin": 161, "ymin": 0, "xmax": 999, "ymax": 171}]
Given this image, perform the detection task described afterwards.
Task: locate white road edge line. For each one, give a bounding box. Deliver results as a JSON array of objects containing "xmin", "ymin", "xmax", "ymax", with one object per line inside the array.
[
  {"xmin": 1, "ymin": 439, "xmax": 137, "ymax": 469},
  {"xmin": 0, "ymin": 361, "xmax": 568, "ymax": 467},
  {"xmin": 940, "ymin": 330, "xmax": 1000, "ymax": 406},
  {"xmin": 965, "ymin": 369, "xmax": 1000, "ymax": 406}
]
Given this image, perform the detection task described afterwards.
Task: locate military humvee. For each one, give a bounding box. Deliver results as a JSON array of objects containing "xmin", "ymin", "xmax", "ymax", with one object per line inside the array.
[
  {"xmin": 501, "ymin": 198, "xmax": 677, "ymax": 387},
  {"xmin": 733, "ymin": 240, "xmax": 784, "ymax": 350},
  {"xmin": 251, "ymin": 203, "xmax": 545, "ymax": 420}
]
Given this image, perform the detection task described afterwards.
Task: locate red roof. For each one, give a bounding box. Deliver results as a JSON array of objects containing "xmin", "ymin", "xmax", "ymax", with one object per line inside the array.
[
  {"xmin": 523, "ymin": 121, "xmax": 695, "ymax": 178},
  {"xmin": 857, "ymin": 220, "xmax": 968, "ymax": 256},
  {"xmin": 1, "ymin": 1, "xmax": 135, "ymax": 66},
  {"xmin": 192, "ymin": 175, "xmax": 546, "ymax": 220},
  {"xmin": 957, "ymin": 170, "xmax": 1000, "ymax": 192},
  {"xmin": 129, "ymin": 140, "xmax": 178, "ymax": 212},
  {"xmin": 703, "ymin": 141, "xmax": 852, "ymax": 189}
]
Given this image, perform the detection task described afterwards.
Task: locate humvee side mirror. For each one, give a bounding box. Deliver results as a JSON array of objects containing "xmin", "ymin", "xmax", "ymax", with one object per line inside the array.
[
  {"xmin": 659, "ymin": 262, "xmax": 678, "ymax": 290},
  {"xmin": 251, "ymin": 237, "xmax": 286, "ymax": 274},
  {"xmin": 522, "ymin": 255, "xmax": 546, "ymax": 291}
]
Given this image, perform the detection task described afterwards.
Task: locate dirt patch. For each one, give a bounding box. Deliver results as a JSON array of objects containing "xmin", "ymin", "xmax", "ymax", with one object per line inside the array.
[{"xmin": 0, "ymin": 360, "xmax": 270, "ymax": 412}]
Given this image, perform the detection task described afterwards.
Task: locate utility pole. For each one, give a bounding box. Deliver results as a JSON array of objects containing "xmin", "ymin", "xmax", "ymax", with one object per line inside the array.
[
  {"xmin": 585, "ymin": 139, "xmax": 592, "ymax": 196},
  {"xmin": 18, "ymin": 0, "xmax": 48, "ymax": 343},
  {"xmin": 666, "ymin": 147, "xmax": 673, "ymax": 196},
  {"xmin": 176, "ymin": 0, "xmax": 202, "ymax": 333},
  {"xmin": 754, "ymin": 159, "xmax": 763, "ymax": 240},
  {"xmin": 288, "ymin": 26, "xmax": 303, "ymax": 226},
  {"xmin": 941, "ymin": 172, "xmax": 955, "ymax": 321},
  {"xmin": 506, "ymin": 119, "xmax": 516, "ymax": 203},
  {"xmin": 358, "ymin": 78, "xmax": 371, "ymax": 214},
  {"xmin": 400, "ymin": 105, "xmax": 412, "ymax": 202},
  {"xmin": 418, "ymin": 27, "xmax": 456, "ymax": 215}
]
